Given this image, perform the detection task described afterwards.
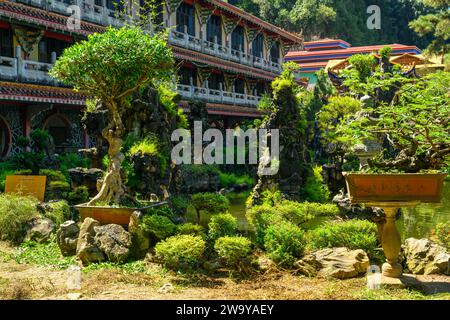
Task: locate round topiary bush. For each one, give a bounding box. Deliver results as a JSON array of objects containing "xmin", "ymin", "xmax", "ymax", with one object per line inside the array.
[
  {"xmin": 214, "ymin": 236, "xmax": 252, "ymax": 268},
  {"xmin": 140, "ymin": 214, "xmax": 177, "ymax": 241},
  {"xmin": 264, "ymin": 221, "xmax": 306, "ymax": 268},
  {"xmin": 207, "ymin": 213, "xmax": 237, "ymax": 241},
  {"xmin": 155, "ymin": 234, "xmax": 206, "ymax": 270},
  {"xmin": 307, "ymin": 219, "xmax": 379, "ymax": 259},
  {"xmin": 191, "ymin": 192, "xmax": 230, "ymax": 223},
  {"xmin": 177, "ymin": 223, "xmax": 205, "ymax": 237}
]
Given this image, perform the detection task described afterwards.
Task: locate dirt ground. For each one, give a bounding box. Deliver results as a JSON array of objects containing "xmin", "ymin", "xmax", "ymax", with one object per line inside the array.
[{"xmin": 0, "ymin": 242, "xmax": 449, "ymax": 300}]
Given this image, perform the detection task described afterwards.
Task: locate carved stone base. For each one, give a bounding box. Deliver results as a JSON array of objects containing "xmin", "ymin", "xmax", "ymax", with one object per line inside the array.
[{"xmin": 382, "ymin": 262, "xmax": 403, "ymax": 278}]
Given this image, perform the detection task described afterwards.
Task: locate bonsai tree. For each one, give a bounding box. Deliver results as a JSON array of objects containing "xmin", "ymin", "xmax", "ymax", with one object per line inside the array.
[
  {"xmin": 191, "ymin": 193, "xmax": 230, "ymax": 223},
  {"xmin": 50, "ymin": 26, "xmax": 174, "ymax": 205}
]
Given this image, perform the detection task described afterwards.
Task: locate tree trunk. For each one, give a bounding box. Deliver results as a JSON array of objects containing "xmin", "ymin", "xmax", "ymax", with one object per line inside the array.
[{"xmin": 88, "ymin": 100, "xmax": 127, "ymax": 205}]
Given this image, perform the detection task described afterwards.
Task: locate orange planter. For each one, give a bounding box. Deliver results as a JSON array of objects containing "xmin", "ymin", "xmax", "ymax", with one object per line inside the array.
[
  {"xmin": 75, "ymin": 202, "xmax": 167, "ymax": 226},
  {"xmin": 343, "ymin": 173, "xmax": 447, "ymax": 203}
]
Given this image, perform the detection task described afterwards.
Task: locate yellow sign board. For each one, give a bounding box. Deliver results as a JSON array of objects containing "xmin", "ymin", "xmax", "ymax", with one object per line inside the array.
[{"xmin": 5, "ymin": 175, "xmax": 47, "ymax": 202}]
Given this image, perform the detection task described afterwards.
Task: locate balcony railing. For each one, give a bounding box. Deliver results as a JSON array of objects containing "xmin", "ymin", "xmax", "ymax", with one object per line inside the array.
[
  {"xmin": 0, "ymin": 47, "xmax": 56, "ymax": 84},
  {"xmin": 169, "ymin": 30, "xmax": 282, "ymax": 74},
  {"xmin": 177, "ymin": 84, "xmax": 261, "ymax": 107}
]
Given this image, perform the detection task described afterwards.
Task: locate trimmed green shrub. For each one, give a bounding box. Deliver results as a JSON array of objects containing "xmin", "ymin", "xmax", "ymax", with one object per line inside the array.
[
  {"xmin": 169, "ymin": 195, "xmax": 190, "ymax": 216},
  {"xmin": 155, "ymin": 234, "xmax": 205, "ymax": 270},
  {"xmin": 307, "ymin": 220, "xmax": 378, "ymax": 258},
  {"xmin": 264, "ymin": 221, "xmax": 306, "ymax": 267},
  {"xmin": 46, "ymin": 181, "xmax": 71, "ymax": 201},
  {"xmin": 57, "ymin": 153, "xmax": 91, "ymax": 179},
  {"xmin": 303, "ymin": 166, "xmax": 330, "ymax": 203},
  {"xmin": 433, "ymin": 222, "xmax": 449, "ymax": 250},
  {"xmin": 246, "ymin": 204, "xmax": 284, "ymax": 246},
  {"xmin": 207, "ymin": 213, "xmax": 237, "ymax": 241},
  {"xmin": 44, "ymin": 201, "xmax": 71, "ymax": 227},
  {"xmin": 38, "ymin": 169, "xmax": 67, "ymax": 183},
  {"xmin": 0, "ymin": 194, "xmax": 40, "ymax": 244},
  {"xmin": 177, "ymin": 223, "xmax": 205, "ymax": 237},
  {"xmin": 67, "ymin": 186, "xmax": 89, "ymax": 205},
  {"xmin": 191, "ymin": 192, "xmax": 230, "ymax": 223},
  {"xmin": 146, "ymin": 205, "xmax": 175, "ymax": 219},
  {"xmin": 141, "ymin": 214, "xmax": 177, "ymax": 241},
  {"xmin": 214, "ymin": 236, "xmax": 252, "ymax": 268}
]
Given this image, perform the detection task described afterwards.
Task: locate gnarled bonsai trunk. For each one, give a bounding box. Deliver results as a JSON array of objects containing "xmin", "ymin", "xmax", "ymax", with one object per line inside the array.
[{"xmin": 88, "ymin": 100, "xmax": 126, "ymax": 205}]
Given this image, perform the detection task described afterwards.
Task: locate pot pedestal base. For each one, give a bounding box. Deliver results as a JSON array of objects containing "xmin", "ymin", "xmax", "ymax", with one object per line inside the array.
[
  {"xmin": 366, "ymin": 201, "xmax": 419, "ymax": 279},
  {"xmin": 380, "ymin": 274, "xmax": 418, "ymax": 289}
]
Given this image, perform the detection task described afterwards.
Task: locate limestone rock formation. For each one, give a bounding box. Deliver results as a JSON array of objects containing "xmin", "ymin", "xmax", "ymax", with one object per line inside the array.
[
  {"xmin": 56, "ymin": 220, "xmax": 80, "ymax": 257},
  {"xmin": 24, "ymin": 218, "xmax": 56, "ymax": 243},
  {"xmin": 401, "ymin": 238, "xmax": 449, "ymax": 275},
  {"xmin": 295, "ymin": 247, "xmax": 370, "ymax": 279},
  {"xmin": 76, "ymin": 218, "xmax": 105, "ymax": 265},
  {"xmin": 94, "ymin": 224, "xmax": 132, "ymax": 264},
  {"xmin": 68, "ymin": 167, "xmax": 104, "ymax": 196}
]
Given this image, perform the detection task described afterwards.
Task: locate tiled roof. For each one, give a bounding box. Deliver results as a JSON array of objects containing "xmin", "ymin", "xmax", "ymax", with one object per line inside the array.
[
  {"xmin": 0, "ymin": 0, "xmax": 104, "ymax": 36},
  {"xmin": 0, "ymin": 81, "xmax": 86, "ymax": 105},
  {"xmin": 286, "ymin": 43, "xmax": 421, "ymax": 62},
  {"xmin": 207, "ymin": 0, "xmax": 302, "ymax": 44},
  {"xmin": 180, "ymin": 101, "xmax": 263, "ymax": 118},
  {"xmin": 172, "ymin": 45, "xmax": 278, "ymax": 81}
]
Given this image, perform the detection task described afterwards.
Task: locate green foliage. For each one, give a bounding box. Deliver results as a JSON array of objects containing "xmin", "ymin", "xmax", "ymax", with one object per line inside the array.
[
  {"xmin": 154, "ymin": 234, "xmax": 205, "ymax": 270},
  {"xmin": 11, "ymin": 234, "xmax": 76, "ymax": 269},
  {"xmin": 218, "ymin": 172, "xmax": 255, "ymax": 188},
  {"xmin": 43, "ymin": 201, "xmax": 71, "ymax": 227},
  {"xmin": 168, "ymin": 195, "xmax": 191, "ymax": 216},
  {"xmin": 57, "ymin": 153, "xmax": 91, "ymax": 179},
  {"xmin": 409, "ymin": 0, "xmax": 450, "ymax": 56},
  {"xmin": 38, "ymin": 169, "xmax": 67, "ymax": 183},
  {"xmin": 0, "ymin": 194, "xmax": 40, "ymax": 244},
  {"xmin": 214, "ymin": 236, "xmax": 252, "ymax": 268},
  {"xmin": 379, "ymin": 46, "xmax": 392, "ymax": 60},
  {"xmin": 246, "ymin": 204, "xmax": 283, "ymax": 246},
  {"xmin": 348, "ymin": 54, "xmax": 377, "ymax": 81},
  {"xmin": 29, "ymin": 129, "xmax": 50, "ymax": 151},
  {"xmin": 128, "ymin": 136, "xmax": 158, "ymax": 156},
  {"xmin": 191, "ymin": 192, "xmax": 230, "ymax": 223},
  {"xmin": 176, "ymin": 223, "xmax": 205, "ymax": 237},
  {"xmin": 207, "ymin": 213, "xmax": 237, "ymax": 242},
  {"xmin": 50, "ymin": 26, "xmax": 174, "ymax": 103},
  {"xmin": 140, "ymin": 214, "xmax": 177, "ymax": 241},
  {"xmin": 433, "ymin": 222, "xmax": 449, "ymax": 250},
  {"xmin": 307, "ymin": 220, "xmax": 379, "ymax": 258},
  {"xmin": 67, "ymin": 186, "xmax": 90, "ymax": 205},
  {"xmin": 303, "ymin": 166, "xmax": 330, "ymax": 203},
  {"xmin": 264, "ymin": 221, "xmax": 306, "ymax": 267}
]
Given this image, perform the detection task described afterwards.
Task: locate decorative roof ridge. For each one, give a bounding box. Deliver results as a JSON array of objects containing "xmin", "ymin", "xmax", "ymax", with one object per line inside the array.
[
  {"xmin": 205, "ymin": 0, "xmax": 302, "ymax": 44},
  {"xmin": 0, "ymin": 0, "xmax": 104, "ymax": 36}
]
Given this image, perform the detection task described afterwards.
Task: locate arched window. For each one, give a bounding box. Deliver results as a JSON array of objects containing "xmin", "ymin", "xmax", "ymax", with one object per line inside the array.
[
  {"xmin": 0, "ymin": 116, "xmax": 11, "ymax": 158},
  {"xmin": 43, "ymin": 114, "xmax": 71, "ymax": 148}
]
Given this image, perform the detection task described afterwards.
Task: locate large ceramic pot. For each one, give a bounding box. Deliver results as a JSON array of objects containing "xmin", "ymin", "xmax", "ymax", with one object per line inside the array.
[
  {"xmin": 343, "ymin": 173, "xmax": 447, "ymax": 203},
  {"xmin": 75, "ymin": 202, "xmax": 167, "ymax": 226}
]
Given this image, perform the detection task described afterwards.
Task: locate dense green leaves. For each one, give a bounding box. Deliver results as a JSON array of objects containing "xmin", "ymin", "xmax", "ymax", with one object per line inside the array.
[{"xmin": 50, "ymin": 26, "xmax": 174, "ymax": 103}]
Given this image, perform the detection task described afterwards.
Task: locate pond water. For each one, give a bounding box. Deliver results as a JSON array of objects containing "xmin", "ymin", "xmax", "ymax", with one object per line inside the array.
[{"xmin": 228, "ymin": 182, "xmax": 450, "ymax": 240}]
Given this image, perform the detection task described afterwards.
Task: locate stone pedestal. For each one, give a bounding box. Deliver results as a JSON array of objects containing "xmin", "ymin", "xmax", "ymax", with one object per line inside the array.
[{"xmin": 366, "ymin": 201, "xmax": 419, "ymax": 278}]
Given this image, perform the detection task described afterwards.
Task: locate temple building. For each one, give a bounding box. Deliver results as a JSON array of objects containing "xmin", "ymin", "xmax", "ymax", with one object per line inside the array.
[
  {"xmin": 286, "ymin": 39, "xmax": 424, "ymax": 86},
  {"xmin": 0, "ymin": 0, "xmax": 302, "ymax": 159}
]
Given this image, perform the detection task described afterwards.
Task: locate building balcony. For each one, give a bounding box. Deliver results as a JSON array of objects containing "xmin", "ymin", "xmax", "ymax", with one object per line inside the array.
[
  {"xmin": 169, "ymin": 30, "xmax": 282, "ymax": 74},
  {"xmin": 177, "ymin": 84, "xmax": 261, "ymax": 107},
  {"xmin": 13, "ymin": 0, "xmax": 122, "ymax": 26},
  {"xmin": 0, "ymin": 47, "xmax": 57, "ymax": 85}
]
